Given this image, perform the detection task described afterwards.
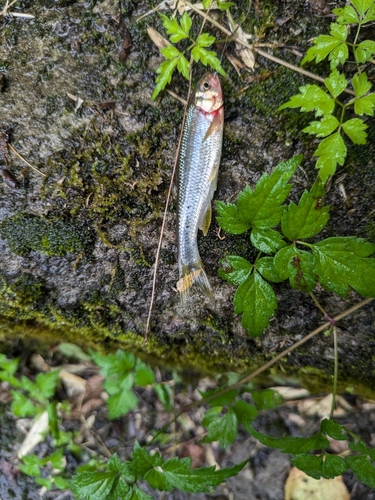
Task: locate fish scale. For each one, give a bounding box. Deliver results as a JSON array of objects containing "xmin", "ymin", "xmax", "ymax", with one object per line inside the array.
[{"xmin": 177, "ymin": 72, "xmax": 224, "ymax": 302}]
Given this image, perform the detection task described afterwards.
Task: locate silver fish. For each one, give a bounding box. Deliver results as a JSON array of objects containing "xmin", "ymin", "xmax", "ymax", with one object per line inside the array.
[{"xmin": 177, "ymin": 72, "xmax": 224, "ymax": 302}]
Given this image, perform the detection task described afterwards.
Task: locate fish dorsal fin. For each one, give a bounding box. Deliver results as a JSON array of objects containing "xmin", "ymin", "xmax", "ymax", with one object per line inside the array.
[
  {"xmin": 203, "ymin": 109, "xmax": 223, "ymax": 142},
  {"xmin": 199, "ymin": 204, "xmax": 212, "ymax": 236}
]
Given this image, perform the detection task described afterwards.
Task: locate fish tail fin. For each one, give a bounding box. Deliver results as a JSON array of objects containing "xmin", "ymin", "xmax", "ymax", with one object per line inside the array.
[{"xmin": 177, "ymin": 261, "xmax": 213, "ymax": 303}]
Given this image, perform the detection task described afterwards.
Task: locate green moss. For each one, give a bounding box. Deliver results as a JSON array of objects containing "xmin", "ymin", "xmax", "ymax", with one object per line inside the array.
[{"xmin": 0, "ymin": 213, "xmax": 93, "ymax": 257}]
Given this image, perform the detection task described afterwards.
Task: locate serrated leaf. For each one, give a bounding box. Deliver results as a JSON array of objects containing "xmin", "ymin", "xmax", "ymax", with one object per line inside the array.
[
  {"xmin": 281, "ymin": 180, "xmax": 329, "ymax": 240},
  {"xmin": 180, "ymin": 12, "xmax": 192, "ymax": 38},
  {"xmin": 191, "ymin": 46, "xmax": 226, "ymax": 76},
  {"xmin": 233, "ymin": 400, "xmax": 258, "ymax": 432},
  {"xmin": 333, "ymin": 6, "xmax": 359, "ymax": 24},
  {"xmin": 250, "ymin": 228, "xmax": 287, "ymax": 254},
  {"xmin": 152, "ymin": 57, "xmax": 179, "ymax": 100},
  {"xmin": 274, "ymin": 246, "xmax": 316, "ymax": 292},
  {"xmin": 176, "ymin": 53, "xmax": 190, "ymax": 80},
  {"xmin": 349, "ymin": 439, "xmax": 368, "ymax": 453},
  {"xmin": 314, "ymin": 132, "xmax": 347, "ymax": 183},
  {"xmin": 11, "ymin": 391, "xmax": 37, "ymax": 417},
  {"xmin": 352, "ymin": 72, "xmax": 372, "ymax": 98},
  {"xmin": 134, "ymin": 360, "xmax": 155, "ymax": 386},
  {"xmin": 234, "ymin": 272, "xmax": 278, "ymax": 337},
  {"xmin": 303, "ymin": 115, "xmax": 339, "ymax": 137},
  {"xmin": 324, "ymin": 69, "xmax": 347, "ymax": 98},
  {"xmin": 91, "ymin": 350, "xmax": 135, "ymax": 379},
  {"xmin": 342, "ymin": 118, "xmax": 367, "ymax": 144},
  {"xmin": 257, "ymin": 256, "xmax": 286, "ymax": 283},
  {"xmin": 252, "ymin": 389, "xmax": 283, "ymax": 411},
  {"xmin": 218, "ymin": 255, "xmax": 253, "ymax": 285},
  {"xmin": 159, "ymin": 13, "xmax": 189, "ymax": 43},
  {"xmin": 107, "ymin": 388, "xmax": 138, "ymax": 419},
  {"xmin": 354, "ymin": 93, "xmax": 375, "ymax": 116},
  {"xmin": 279, "ymin": 85, "xmax": 335, "ymax": 117},
  {"xmin": 196, "ymin": 33, "xmax": 216, "ymax": 47},
  {"xmin": 351, "ymin": 0, "xmax": 375, "ymax": 16},
  {"xmin": 70, "ymin": 470, "xmax": 131, "ymax": 500},
  {"xmin": 132, "ymin": 442, "xmax": 163, "ymax": 480},
  {"xmin": 54, "ymin": 476, "xmax": 71, "ymax": 490},
  {"xmin": 291, "ymin": 454, "xmax": 323, "ymax": 480},
  {"xmin": 0, "ymin": 356, "xmax": 19, "ymax": 375},
  {"xmin": 322, "ymin": 454, "xmax": 348, "ymax": 478},
  {"xmin": 201, "ymin": 409, "xmax": 238, "ymax": 449},
  {"xmin": 35, "ymin": 477, "xmax": 53, "ymax": 490},
  {"xmin": 218, "ymin": 0, "xmax": 235, "ymax": 10},
  {"xmin": 130, "ymin": 485, "xmax": 154, "ymax": 500},
  {"xmin": 36, "ymin": 370, "xmax": 60, "ymax": 399},
  {"xmin": 363, "ymin": 3, "xmax": 375, "ymax": 21},
  {"xmin": 302, "ymin": 24, "xmax": 347, "ymax": 68},
  {"xmin": 355, "ymin": 40, "xmax": 375, "ymax": 63},
  {"xmin": 201, "ymin": 388, "xmax": 238, "ymax": 407},
  {"xmin": 320, "ymin": 419, "xmax": 347, "ymax": 440},
  {"xmin": 248, "ymin": 427, "xmax": 330, "ymax": 454},
  {"xmin": 19, "ymin": 455, "xmax": 43, "ymax": 476},
  {"xmin": 329, "ymin": 41, "xmax": 349, "ymax": 68},
  {"xmin": 312, "ymin": 236, "xmax": 375, "ymax": 297},
  {"xmin": 217, "ymin": 156, "xmax": 301, "ymax": 233},
  {"xmin": 145, "ymin": 457, "xmax": 247, "ymax": 493},
  {"xmin": 160, "ymin": 44, "xmax": 181, "ymax": 60},
  {"xmin": 346, "ymin": 455, "xmax": 375, "ymax": 488}
]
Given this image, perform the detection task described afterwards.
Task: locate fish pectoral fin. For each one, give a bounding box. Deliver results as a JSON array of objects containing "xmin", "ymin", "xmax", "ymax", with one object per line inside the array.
[
  {"xmin": 203, "ymin": 110, "xmax": 223, "ymax": 142},
  {"xmin": 199, "ymin": 204, "xmax": 212, "ymax": 236}
]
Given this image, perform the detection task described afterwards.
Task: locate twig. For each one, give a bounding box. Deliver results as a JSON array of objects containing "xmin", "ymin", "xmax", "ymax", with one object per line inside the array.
[
  {"xmin": 8, "ymin": 144, "xmax": 46, "ymax": 177},
  {"xmin": 184, "ymin": 0, "xmax": 355, "ymax": 96},
  {"xmin": 149, "ymin": 297, "xmax": 373, "ymax": 442}
]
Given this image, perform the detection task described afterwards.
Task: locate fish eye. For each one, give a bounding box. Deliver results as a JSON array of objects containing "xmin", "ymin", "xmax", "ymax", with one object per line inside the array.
[{"xmin": 202, "ymin": 81, "xmax": 210, "ymax": 90}]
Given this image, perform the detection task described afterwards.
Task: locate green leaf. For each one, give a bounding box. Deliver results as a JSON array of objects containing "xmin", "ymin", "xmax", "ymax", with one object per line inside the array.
[
  {"xmin": 342, "ymin": 118, "xmax": 368, "ymax": 144},
  {"xmin": 201, "ymin": 388, "xmax": 238, "ymax": 407},
  {"xmin": 279, "ymin": 85, "xmax": 335, "ymax": 117},
  {"xmin": 355, "ymin": 39, "xmax": 375, "ymax": 63},
  {"xmin": 35, "ymin": 477, "xmax": 54, "ymax": 490},
  {"xmin": 233, "ymin": 400, "xmax": 258, "ymax": 431},
  {"xmin": 36, "ymin": 370, "xmax": 60, "ymax": 399},
  {"xmin": 248, "ymin": 427, "xmax": 330, "ymax": 454},
  {"xmin": 191, "ymin": 46, "xmax": 226, "ymax": 76},
  {"xmin": 58, "ymin": 343, "xmax": 91, "ymax": 361},
  {"xmin": 291, "ymin": 454, "xmax": 323, "ymax": 480},
  {"xmin": 324, "ymin": 69, "xmax": 347, "ymax": 98},
  {"xmin": 217, "ymin": 155, "xmax": 301, "ymax": 234},
  {"xmin": 321, "ymin": 454, "xmax": 348, "ymax": 479},
  {"xmin": 159, "ymin": 13, "xmax": 190, "ymax": 43},
  {"xmin": 257, "ymin": 256, "xmax": 286, "ymax": 283},
  {"xmin": 107, "ymin": 388, "xmax": 138, "ymax": 419},
  {"xmin": 0, "ymin": 356, "xmax": 19, "ymax": 375},
  {"xmin": 351, "ymin": 0, "xmax": 375, "ymax": 16},
  {"xmin": 218, "ymin": 0, "xmax": 235, "ymax": 10},
  {"xmin": 152, "ymin": 57, "xmax": 179, "ymax": 100},
  {"xmin": 54, "ymin": 476, "xmax": 71, "ymax": 490},
  {"xmin": 234, "ymin": 272, "xmax": 278, "ymax": 337},
  {"xmin": 218, "ymin": 255, "xmax": 253, "ymax": 285},
  {"xmin": 134, "ymin": 360, "xmax": 155, "ymax": 386},
  {"xmin": 250, "ymin": 228, "xmax": 287, "ymax": 254},
  {"xmin": 352, "ymin": 72, "xmax": 372, "ymax": 98},
  {"xmin": 92, "ymin": 350, "xmax": 135, "ymax": 380},
  {"xmin": 320, "ymin": 419, "xmax": 347, "ymax": 440},
  {"xmin": 302, "ymin": 24, "xmax": 348, "ymax": 68},
  {"xmin": 154, "ymin": 383, "xmax": 173, "ymax": 409},
  {"xmin": 145, "ymin": 456, "xmax": 247, "ymax": 493},
  {"xmin": 130, "ymin": 485, "xmax": 154, "ymax": 500},
  {"xmin": 71, "ymin": 470, "xmax": 131, "ymax": 500},
  {"xmin": 363, "ymin": 3, "xmax": 375, "ymax": 22},
  {"xmin": 19, "ymin": 455, "xmax": 43, "ymax": 476},
  {"xmin": 11, "ymin": 391, "xmax": 37, "ymax": 417},
  {"xmin": 176, "ymin": 53, "xmax": 190, "ymax": 80},
  {"xmin": 333, "ymin": 6, "xmax": 359, "ymax": 24},
  {"xmin": 354, "ymin": 93, "xmax": 375, "ymax": 116},
  {"xmin": 312, "ymin": 236, "xmax": 375, "ymax": 297},
  {"xmin": 303, "ymin": 115, "xmax": 339, "ymax": 137},
  {"xmin": 281, "ymin": 180, "xmax": 329, "ymax": 240},
  {"xmin": 132, "ymin": 442, "xmax": 163, "ymax": 480},
  {"xmin": 274, "ymin": 246, "xmax": 316, "ymax": 292},
  {"xmin": 252, "ymin": 389, "xmax": 283, "ymax": 411},
  {"xmin": 201, "ymin": 409, "xmax": 238, "ymax": 449},
  {"xmin": 349, "ymin": 439, "xmax": 369, "ymax": 453},
  {"xmin": 314, "ymin": 132, "xmax": 347, "ymax": 183},
  {"xmin": 196, "ymin": 33, "xmax": 216, "ymax": 47},
  {"xmin": 346, "ymin": 455, "xmax": 375, "ymax": 489},
  {"xmin": 49, "ymin": 448, "xmax": 65, "ymax": 470}
]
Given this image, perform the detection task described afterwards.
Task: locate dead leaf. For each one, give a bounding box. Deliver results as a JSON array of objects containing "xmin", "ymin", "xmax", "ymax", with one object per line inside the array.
[
  {"xmin": 147, "ymin": 26, "xmax": 169, "ymax": 50},
  {"xmin": 17, "ymin": 411, "xmax": 49, "ymax": 459},
  {"xmin": 285, "ymin": 467, "xmax": 350, "ymax": 500},
  {"xmin": 227, "ymin": 10, "xmax": 255, "ymax": 70}
]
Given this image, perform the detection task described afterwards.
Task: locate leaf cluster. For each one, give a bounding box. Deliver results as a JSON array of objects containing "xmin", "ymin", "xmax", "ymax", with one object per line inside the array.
[
  {"xmin": 279, "ymin": 0, "xmax": 375, "ymax": 182},
  {"xmin": 19, "ymin": 449, "xmax": 70, "ymax": 491},
  {"xmin": 152, "ymin": 11, "xmax": 225, "ymax": 99},
  {"xmin": 71, "ymin": 443, "xmax": 247, "ymax": 499},
  {"xmin": 217, "ymin": 156, "xmax": 375, "ymax": 336},
  {"xmin": 90, "ymin": 349, "xmax": 172, "ymax": 420},
  {"xmin": 248, "ymin": 418, "xmax": 375, "ymax": 489}
]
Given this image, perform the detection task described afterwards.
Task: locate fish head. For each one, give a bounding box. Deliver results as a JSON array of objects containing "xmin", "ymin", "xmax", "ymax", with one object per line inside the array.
[{"xmin": 194, "ymin": 72, "xmax": 223, "ymax": 113}]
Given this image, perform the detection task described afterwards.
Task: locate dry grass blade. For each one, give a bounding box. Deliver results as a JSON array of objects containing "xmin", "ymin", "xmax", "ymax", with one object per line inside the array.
[{"xmin": 8, "ymin": 144, "xmax": 46, "ymax": 177}]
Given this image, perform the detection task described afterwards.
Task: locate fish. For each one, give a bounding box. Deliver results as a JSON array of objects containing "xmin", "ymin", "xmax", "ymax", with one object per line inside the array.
[{"xmin": 176, "ymin": 72, "xmax": 224, "ymax": 302}]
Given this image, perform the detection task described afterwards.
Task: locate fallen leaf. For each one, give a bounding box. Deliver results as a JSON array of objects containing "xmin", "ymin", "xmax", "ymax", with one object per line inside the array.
[{"xmin": 285, "ymin": 467, "xmax": 350, "ymax": 500}]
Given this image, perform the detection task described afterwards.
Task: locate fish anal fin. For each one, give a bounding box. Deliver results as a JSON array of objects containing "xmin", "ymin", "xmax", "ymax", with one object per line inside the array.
[
  {"xmin": 176, "ymin": 269, "xmax": 202, "ymax": 294},
  {"xmin": 199, "ymin": 204, "xmax": 212, "ymax": 236}
]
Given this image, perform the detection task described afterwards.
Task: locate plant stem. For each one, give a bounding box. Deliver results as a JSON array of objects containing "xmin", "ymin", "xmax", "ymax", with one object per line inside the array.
[{"xmin": 331, "ymin": 325, "xmax": 338, "ymax": 419}]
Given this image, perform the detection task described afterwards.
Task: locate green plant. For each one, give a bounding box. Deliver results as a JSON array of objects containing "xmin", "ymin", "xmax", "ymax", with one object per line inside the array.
[
  {"xmin": 151, "ymin": 2, "xmax": 227, "ymax": 99},
  {"xmin": 279, "ymin": 0, "xmax": 375, "ymax": 182}
]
